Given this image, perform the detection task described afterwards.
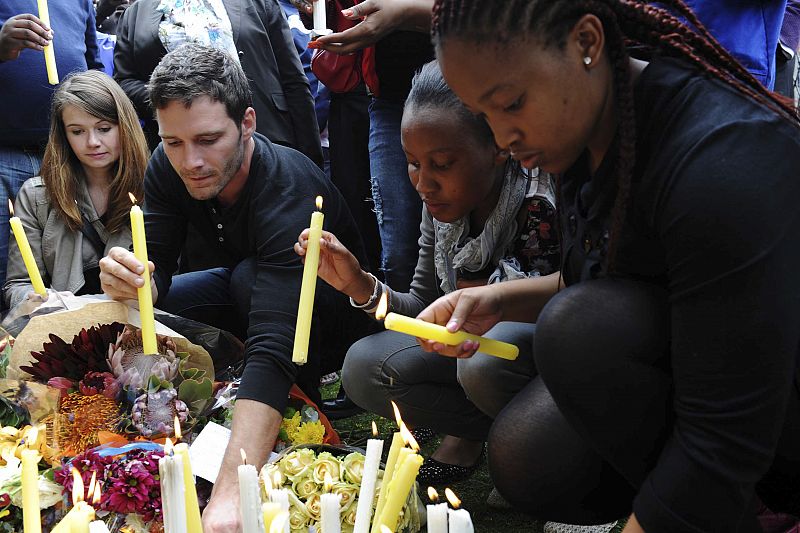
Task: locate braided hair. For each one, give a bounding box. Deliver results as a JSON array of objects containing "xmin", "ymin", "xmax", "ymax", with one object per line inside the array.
[{"xmin": 431, "ymin": 0, "xmax": 799, "ymax": 270}]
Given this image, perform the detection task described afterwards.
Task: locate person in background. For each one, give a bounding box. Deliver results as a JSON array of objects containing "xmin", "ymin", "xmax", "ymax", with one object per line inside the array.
[
  {"xmin": 0, "ymin": 1, "xmax": 102, "ymax": 294},
  {"xmin": 4, "ymin": 70, "xmax": 148, "ymax": 308},
  {"xmin": 113, "ymin": 0, "xmax": 323, "ymax": 168}
]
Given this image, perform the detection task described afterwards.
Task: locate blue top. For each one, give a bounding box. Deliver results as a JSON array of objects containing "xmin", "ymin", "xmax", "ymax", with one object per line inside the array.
[
  {"xmin": 0, "ymin": 0, "xmax": 102, "ymax": 145},
  {"xmin": 685, "ymin": 0, "xmax": 787, "ymax": 89}
]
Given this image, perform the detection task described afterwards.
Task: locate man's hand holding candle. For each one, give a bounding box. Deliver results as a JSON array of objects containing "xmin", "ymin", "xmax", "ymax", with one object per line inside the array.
[
  {"xmin": 99, "ymin": 246, "xmax": 157, "ymax": 302},
  {"xmin": 0, "ymin": 13, "xmax": 52, "ymax": 61}
]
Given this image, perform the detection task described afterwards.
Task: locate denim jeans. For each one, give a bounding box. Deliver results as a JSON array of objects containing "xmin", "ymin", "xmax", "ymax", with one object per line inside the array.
[
  {"xmin": 0, "ymin": 146, "xmax": 44, "ymax": 292},
  {"xmin": 160, "ymin": 258, "xmax": 377, "ymax": 403},
  {"xmin": 368, "ymin": 97, "xmax": 422, "ymax": 291}
]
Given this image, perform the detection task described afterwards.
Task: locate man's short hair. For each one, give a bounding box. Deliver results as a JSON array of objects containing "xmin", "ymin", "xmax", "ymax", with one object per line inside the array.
[{"xmin": 148, "ymin": 43, "xmax": 252, "ymax": 126}]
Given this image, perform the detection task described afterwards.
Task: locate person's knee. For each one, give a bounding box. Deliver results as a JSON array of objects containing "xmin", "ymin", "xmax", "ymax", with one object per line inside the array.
[
  {"xmin": 341, "ymin": 335, "xmax": 387, "ymax": 413},
  {"xmin": 535, "ymin": 279, "xmax": 668, "ymax": 390},
  {"xmin": 457, "ymin": 355, "xmax": 504, "ymax": 417}
]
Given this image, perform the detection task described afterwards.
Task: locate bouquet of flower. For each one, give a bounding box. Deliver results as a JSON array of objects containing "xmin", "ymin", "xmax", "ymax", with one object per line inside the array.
[
  {"xmin": 262, "ymin": 445, "xmax": 422, "ymax": 533},
  {"xmin": 55, "ymin": 445, "xmax": 165, "ymax": 532}
]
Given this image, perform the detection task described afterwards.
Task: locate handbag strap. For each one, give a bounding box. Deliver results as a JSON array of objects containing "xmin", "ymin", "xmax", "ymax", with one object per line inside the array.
[{"xmin": 79, "ymin": 213, "xmax": 107, "ymax": 259}]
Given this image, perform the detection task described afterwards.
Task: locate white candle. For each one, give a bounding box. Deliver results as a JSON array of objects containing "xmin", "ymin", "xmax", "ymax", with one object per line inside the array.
[
  {"xmin": 427, "ymin": 503, "xmax": 448, "ymax": 533},
  {"xmin": 269, "ymin": 489, "xmax": 290, "ymax": 533},
  {"xmin": 312, "ymin": 0, "xmax": 326, "ymax": 31},
  {"xmin": 320, "ymin": 492, "xmax": 341, "ymax": 533},
  {"xmin": 238, "ymin": 463, "xmax": 264, "ymax": 533},
  {"xmin": 88, "ymin": 521, "xmax": 111, "ymax": 533},
  {"xmin": 447, "ymin": 509, "xmax": 473, "ymax": 533},
  {"xmin": 158, "ymin": 444, "xmax": 187, "ymax": 533},
  {"xmin": 353, "ymin": 440, "xmax": 384, "ymax": 533}
]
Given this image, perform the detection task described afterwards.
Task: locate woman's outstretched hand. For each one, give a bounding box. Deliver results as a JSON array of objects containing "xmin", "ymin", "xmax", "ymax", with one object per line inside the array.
[
  {"xmin": 309, "ymin": 0, "xmax": 434, "ymax": 55},
  {"xmin": 295, "ymin": 228, "xmax": 375, "ymax": 302},
  {"xmin": 416, "ymin": 284, "xmax": 505, "ymax": 358}
]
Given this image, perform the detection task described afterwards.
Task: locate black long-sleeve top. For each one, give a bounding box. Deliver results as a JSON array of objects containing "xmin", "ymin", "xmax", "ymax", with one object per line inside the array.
[
  {"xmin": 560, "ymin": 56, "xmax": 800, "ymax": 531},
  {"xmin": 144, "ymin": 133, "xmax": 364, "ymax": 412}
]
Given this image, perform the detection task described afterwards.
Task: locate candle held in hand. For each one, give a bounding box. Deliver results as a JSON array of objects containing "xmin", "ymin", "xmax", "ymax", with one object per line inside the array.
[
  {"xmin": 375, "ymin": 293, "xmax": 518, "ymax": 360},
  {"xmin": 293, "ymin": 196, "xmax": 323, "ymax": 364},
  {"xmin": 9, "ymin": 200, "xmax": 47, "ymax": 296},
  {"xmin": 36, "ymin": 0, "xmax": 58, "ymax": 84},
  {"xmin": 129, "ymin": 193, "xmax": 157, "ymax": 354}
]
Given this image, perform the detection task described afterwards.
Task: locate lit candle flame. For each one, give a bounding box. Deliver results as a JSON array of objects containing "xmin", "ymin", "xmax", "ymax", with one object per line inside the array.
[
  {"xmin": 7, "ymin": 200, "xmax": 13, "ymax": 217},
  {"xmin": 92, "ymin": 478, "xmax": 102, "ymax": 506},
  {"xmin": 240, "ymin": 449, "xmax": 248, "ymax": 465},
  {"xmin": 164, "ymin": 438, "xmax": 174, "ymax": 455},
  {"xmin": 391, "ymin": 400, "xmax": 402, "ymax": 429},
  {"xmin": 128, "ymin": 192, "xmax": 138, "ymax": 205},
  {"xmin": 371, "ymin": 420, "xmax": 378, "ymax": 437},
  {"xmin": 272, "ymin": 471, "xmax": 282, "ymax": 491},
  {"xmin": 445, "ymin": 487, "xmax": 461, "ymax": 509},
  {"xmin": 375, "ymin": 292, "xmax": 388, "ymax": 320},
  {"xmin": 174, "ymin": 415, "xmax": 182, "ymax": 441},
  {"xmin": 399, "ymin": 421, "xmax": 419, "ymax": 452},
  {"xmin": 71, "ymin": 467, "xmax": 84, "ymax": 506},
  {"xmin": 324, "ymin": 472, "xmax": 333, "ymax": 493},
  {"xmin": 86, "ymin": 471, "xmax": 97, "ymax": 503},
  {"xmin": 428, "ymin": 486, "xmax": 439, "ymax": 503},
  {"xmin": 315, "ymin": 196, "xmax": 323, "ymax": 210}
]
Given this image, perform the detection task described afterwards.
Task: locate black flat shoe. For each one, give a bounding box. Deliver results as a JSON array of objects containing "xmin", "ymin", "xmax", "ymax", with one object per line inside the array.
[
  {"xmin": 320, "ymin": 394, "xmax": 364, "ymax": 420},
  {"xmin": 417, "ymin": 446, "xmax": 485, "ymax": 485}
]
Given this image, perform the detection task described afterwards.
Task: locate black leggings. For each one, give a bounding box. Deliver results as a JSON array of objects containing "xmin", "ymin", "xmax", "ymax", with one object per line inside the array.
[{"xmin": 489, "ymin": 278, "xmax": 800, "ymax": 526}]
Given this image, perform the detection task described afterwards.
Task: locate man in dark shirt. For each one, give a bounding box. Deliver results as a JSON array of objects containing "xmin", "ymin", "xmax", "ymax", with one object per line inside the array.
[{"xmin": 99, "ymin": 42, "xmax": 369, "ymax": 531}]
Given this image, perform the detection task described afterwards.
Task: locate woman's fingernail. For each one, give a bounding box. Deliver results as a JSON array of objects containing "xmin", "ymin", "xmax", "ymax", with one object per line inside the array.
[
  {"xmin": 307, "ymin": 40, "xmax": 322, "ymax": 49},
  {"xmin": 342, "ymin": 8, "xmax": 353, "ymax": 16},
  {"xmin": 446, "ymin": 320, "xmax": 458, "ymax": 331}
]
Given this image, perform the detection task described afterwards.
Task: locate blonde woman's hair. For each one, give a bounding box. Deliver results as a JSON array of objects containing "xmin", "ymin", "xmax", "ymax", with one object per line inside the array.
[{"xmin": 41, "ymin": 70, "xmax": 148, "ymax": 233}]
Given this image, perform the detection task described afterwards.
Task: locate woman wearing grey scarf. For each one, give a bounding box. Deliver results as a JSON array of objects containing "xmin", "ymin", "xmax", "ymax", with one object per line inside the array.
[{"xmin": 295, "ymin": 61, "xmax": 559, "ymax": 486}]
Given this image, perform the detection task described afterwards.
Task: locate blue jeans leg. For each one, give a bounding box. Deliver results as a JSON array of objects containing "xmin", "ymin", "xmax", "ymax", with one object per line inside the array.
[
  {"xmin": 368, "ymin": 97, "xmax": 422, "ymax": 292},
  {"xmin": 0, "ymin": 146, "xmax": 44, "ymax": 288}
]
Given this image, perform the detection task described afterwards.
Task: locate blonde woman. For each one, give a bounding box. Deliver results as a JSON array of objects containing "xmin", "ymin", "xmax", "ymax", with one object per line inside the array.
[{"xmin": 3, "ymin": 70, "xmax": 148, "ymax": 308}]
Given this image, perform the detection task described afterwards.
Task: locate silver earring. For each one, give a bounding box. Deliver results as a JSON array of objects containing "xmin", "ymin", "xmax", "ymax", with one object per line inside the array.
[{"xmin": 583, "ymin": 56, "xmax": 592, "ymax": 66}]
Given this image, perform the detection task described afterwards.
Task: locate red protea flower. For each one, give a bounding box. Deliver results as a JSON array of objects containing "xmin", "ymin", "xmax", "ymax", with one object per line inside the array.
[
  {"xmin": 78, "ymin": 372, "xmax": 121, "ymax": 399},
  {"xmin": 21, "ymin": 323, "xmax": 124, "ymax": 382}
]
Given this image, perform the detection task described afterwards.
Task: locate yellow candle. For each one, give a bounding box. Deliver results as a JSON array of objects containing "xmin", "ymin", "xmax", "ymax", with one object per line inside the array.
[
  {"xmin": 35, "ymin": 0, "xmax": 58, "ymax": 85},
  {"xmin": 370, "ymin": 432, "xmax": 404, "ymax": 533},
  {"xmin": 129, "ymin": 194, "xmax": 157, "ymax": 354},
  {"xmin": 9, "ymin": 201, "xmax": 47, "ymax": 296},
  {"xmin": 292, "ymin": 196, "xmax": 324, "ymax": 364},
  {"xmin": 267, "ymin": 510, "xmax": 288, "ymax": 533},
  {"xmin": 21, "ymin": 447, "xmax": 42, "ymax": 533},
  {"xmin": 376, "ymin": 453, "xmax": 423, "ymax": 532},
  {"xmin": 173, "ymin": 443, "xmax": 203, "ymax": 532},
  {"xmin": 383, "ymin": 312, "xmax": 518, "ymax": 360}
]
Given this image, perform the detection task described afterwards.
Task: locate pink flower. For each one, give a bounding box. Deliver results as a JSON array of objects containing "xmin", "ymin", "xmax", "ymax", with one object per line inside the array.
[
  {"xmin": 78, "ymin": 372, "xmax": 121, "ymax": 399},
  {"xmin": 47, "ymin": 376, "xmax": 75, "ymax": 397}
]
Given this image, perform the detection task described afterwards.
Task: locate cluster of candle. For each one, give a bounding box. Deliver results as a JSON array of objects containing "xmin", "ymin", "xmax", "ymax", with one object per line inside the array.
[
  {"xmin": 50, "ymin": 468, "xmax": 109, "ymax": 532},
  {"xmin": 158, "ymin": 417, "xmax": 203, "ymax": 533},
  {"xmin": 239, "ymin": 451, "xmax": 290, "ymax": 533},
  {"xmin": 426, "ymin": 488, "xmax": 474, "ymax": 533}
]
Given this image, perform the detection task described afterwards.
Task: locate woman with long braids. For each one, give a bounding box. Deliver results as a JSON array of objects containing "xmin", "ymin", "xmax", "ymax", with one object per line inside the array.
[{"xmin": 385, "ymin": 0, "xmax": 800, "ymax": 531}]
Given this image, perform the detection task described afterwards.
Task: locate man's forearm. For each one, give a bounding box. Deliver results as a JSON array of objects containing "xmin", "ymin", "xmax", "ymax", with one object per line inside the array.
[{"xmin": 212, "ymin": 399, "xmax": 282, "ymax": 493}]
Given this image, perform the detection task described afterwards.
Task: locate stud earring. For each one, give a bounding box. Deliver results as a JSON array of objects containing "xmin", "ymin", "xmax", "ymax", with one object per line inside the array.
[{"xmin": 583, "ymin": 56, "xmax": 592, "ymax": 66}]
